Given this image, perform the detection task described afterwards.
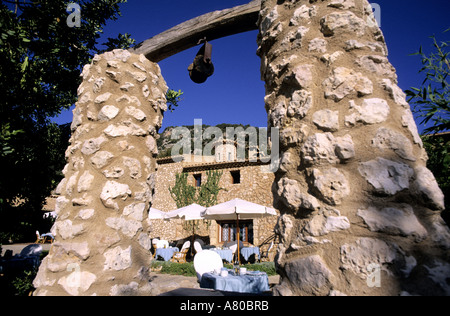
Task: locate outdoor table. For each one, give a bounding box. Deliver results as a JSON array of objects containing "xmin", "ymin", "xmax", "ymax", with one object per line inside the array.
[
  {"xmin": 200, "ymin": 270, "xmax": 270, "ymax": 294},
  {"xmin": 155, "ymin": 247, "xmax": 179, "ymax": 261},
  {"xmin": 241, "ymin": 247, "xmax": 260, "ymax": 262},
  {"xmin": 211, "ymin": 248, "xmax": 233, "ymax": 263}
]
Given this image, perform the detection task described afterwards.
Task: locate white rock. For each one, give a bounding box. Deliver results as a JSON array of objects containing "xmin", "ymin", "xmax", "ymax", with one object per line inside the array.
[
  {"xmin": 94, "ymin": 92, "xmax": 112, "ymax": 104},
  {"xmin": 357, "ymin": 205, "xmax": 428, "ymax": 241},
  {"xmin": 323, "ymin": 67, "xmax": 373, "ymax": 101},
  {"xmin": 54, "ymin": 220, "xmax": 85, "ymax": 240},
  {"xmin": 411, "ymin": 166, "xmax": 445, "ymax": 211},
  {"xmin": 105, "ymin": 217, "xmax": 142, "ymax": 238},
  {"xmin": 358, "ymin": 158, "xmax": 414, "ymax": 195},
  {"xmin": 334, "ymin": 134, "xmax": 355, "ymax": 161},
  {"xmin": 77, "ymin": 171, "xmax": 94, "ymax": 193},
  {"xmin": 306, "ymin": 211, "xmax": 350, "ymax": 236},
  {"xmin": 345, "ymin": 98, "xmax": 390, "ymax": 126},
  {"xmin": 292, "ymin": 64, "xmax": 313, "ymax": 89},
  {"xmin": 309, "ymin": 168, "xmax": 350, "ymax": 205},
  {"xmin": 288, "ymin": 90, "xmax": 313, "ymax": 118},
  {"xmin": 277, "ymin": 178, "xmax": 321, "ymax": 213},
  {"xmin": 81, "ymin": 136, "xmax": 107, "ymax": 156},
  {"xmin": 98, "ymin": 105, "xmax": 120, "ymax": 121},
  {"xmin": 341, "ymin": 238, "xmax": 404, "ymax": 279},
  {"xmin": 356, "ymin": 55, "xmax": 396, "ymax": 80},
  {"xmin": 90, "ymin": 151, "xmax": 114, "ymax": 169},
  {"xmin": 77, "ymin": 209, "xmax": 95, "ymax": 220},
  {"xmin": 123, "ymin": 157, "xmax": 142, "ymax": 179},
  {"xmin": 58, "ymin": 271, "xmax": 96, "ymax": 296},
  {"xmin": 371, "ymin": 128, "xmax": 416, "ymax": 161},
  {"xmin": 104, "ymin": 246, "xmax": 132, "ymax": 271},
  {"xmin": 123, "ymin": 203, "xmax": 146, "ymax": 221},
  {"xmin": 125, "ymin": 106, "xmax": 146, "ymax": 121},
  {"xmin": 320, "ymin": 11, "xmax": 366, "ymax": 36},
  {"xmin": 104, "ymin": 121, "xmax": 147, "ymax": 137},
  {"xmin": 100, "ymin": 181, "xmax": 132, "ymax": 210},
  {"xmin": 308, "ymin": 38, "xmax": 327, "ymax": 53},
  {"xmin": 313, "ymin": 109, "xmax": 339, "ymax": 132},
  {"xmin": 301, "ymin": 133, "xmax": 339, "ymax": 165}
]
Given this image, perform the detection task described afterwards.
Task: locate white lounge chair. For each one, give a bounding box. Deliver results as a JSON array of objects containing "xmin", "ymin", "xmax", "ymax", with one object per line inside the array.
[
  {"xmin": 193, "ymin": 250, "xmax": 223, "ymax": 283},
  {"xmin": 193, "ymin": 241, "xmax": 203, "ymax": 254}
]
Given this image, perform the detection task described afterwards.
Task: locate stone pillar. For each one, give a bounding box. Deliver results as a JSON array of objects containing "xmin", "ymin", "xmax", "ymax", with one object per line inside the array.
[
  {"xmin": 258, "ymin": 0, "xmax": 450, "ymax": 296},
  {"xmin": 33, "ymin": 50, "xmax": 167, "ymax": 296}
]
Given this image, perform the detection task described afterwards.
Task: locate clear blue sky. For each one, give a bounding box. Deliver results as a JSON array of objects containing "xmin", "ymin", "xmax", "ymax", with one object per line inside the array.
[{"xmin": 52, "ymin": 0, "xmax": 450, "ymax": 134}]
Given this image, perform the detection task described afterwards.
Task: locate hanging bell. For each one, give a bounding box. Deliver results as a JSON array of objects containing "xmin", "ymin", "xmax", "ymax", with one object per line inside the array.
[{"xmin": 188, "ymin": 39, "xmax": 214, "ymax": 84}]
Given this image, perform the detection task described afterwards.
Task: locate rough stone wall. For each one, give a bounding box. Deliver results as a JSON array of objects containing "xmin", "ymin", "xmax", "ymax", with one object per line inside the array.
[
  {"xmin": 257, "ymin": 0, "xmax": 450, "ymax": 296},
  {"xmin": 151, "ymin": 162, "xmax": 277, "ymax": 246},
  {"xmin": 33, "ymin": 50, "xmax": 168, "ymax": 296}
]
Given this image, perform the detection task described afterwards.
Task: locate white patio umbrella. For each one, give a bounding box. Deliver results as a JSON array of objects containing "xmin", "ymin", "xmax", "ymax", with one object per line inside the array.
[
  {"xmin": 202, "ymin": 198, "xmax": 277, "ymax": 264},
  {"xmin": 166, "ymin": 203, "xmax": 206, "ymax": 221},
  {"xmin": 148, "ymin": 208, "xmax": 167, "ymax": 220},
  {"xmin": 166, "ymin": 203, "xmax": 207, "ymax": 255}
]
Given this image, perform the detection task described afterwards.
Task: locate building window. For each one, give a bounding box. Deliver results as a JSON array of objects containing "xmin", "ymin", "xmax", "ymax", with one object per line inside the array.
[
  {"xmin": 219, "ymin": 220, "xmax": 253, "ymax": 244},
  {"xmin": 230, "ymin": 170, "xmax": 241, "ymax": 184},
  {"xmin": 194, "ymin": 174, "xmax": 202, "ymax": 187}
]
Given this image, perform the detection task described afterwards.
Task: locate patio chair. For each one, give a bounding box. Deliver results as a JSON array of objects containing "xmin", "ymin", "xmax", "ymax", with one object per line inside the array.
[
  {"xmin": 171, "ymin": 241, "xmax": 191, "ymax": 263},
  {"xmin": 193, "ymin": 250, "xmax": 223, "ymax": 283},
  {"xmin": 259, "ymin": 241, "xmax": 274, "ymax": 262},
  {"xmin": 35, "ymin": 231, "xmax": 53, "ymax": 244},
  {"xmin": 193, "ymin": 241, "xmax": 203, "ymax": 254},
  {"xmin": 35, "ymin": 231, "xmax": 45, "ymax": 244},
  {"xmin": 156, "ymin": 239, "xmax": 169, "ymax": 249}
]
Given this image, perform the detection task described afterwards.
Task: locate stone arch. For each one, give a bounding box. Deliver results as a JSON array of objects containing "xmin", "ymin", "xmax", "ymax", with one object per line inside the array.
[{"xmin": 34, "ymin": 0, "xmax": 450, "ymax": 296}]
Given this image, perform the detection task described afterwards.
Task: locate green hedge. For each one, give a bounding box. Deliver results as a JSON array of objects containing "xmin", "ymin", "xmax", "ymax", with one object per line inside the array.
[{"xmin": 150, "ymin": 261, "xmax": 277, "ymax": 277}]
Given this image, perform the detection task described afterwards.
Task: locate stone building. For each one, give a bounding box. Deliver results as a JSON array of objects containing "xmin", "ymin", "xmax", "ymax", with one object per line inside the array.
[{"xmin": 150, "ymin": 140, "xmax": 278, "ymax": 251}]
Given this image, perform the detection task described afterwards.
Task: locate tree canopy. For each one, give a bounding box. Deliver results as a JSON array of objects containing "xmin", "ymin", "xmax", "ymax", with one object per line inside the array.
[{"xmin": 0, "ymin": 0, "xmax": 134, "ymax": 242}]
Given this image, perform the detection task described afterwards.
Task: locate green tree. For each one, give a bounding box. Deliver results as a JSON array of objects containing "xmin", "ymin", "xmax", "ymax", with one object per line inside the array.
[
  {"xmin": 0, "ymin": 0, "xmax": 133, "ymax": 242},
  {"xmin": 406, "ymin": 29, "xmax": 450, "ymax": 134},
  {"xmin": 406, "ymin": 29, "xmax": 450, "ymax": 221}
]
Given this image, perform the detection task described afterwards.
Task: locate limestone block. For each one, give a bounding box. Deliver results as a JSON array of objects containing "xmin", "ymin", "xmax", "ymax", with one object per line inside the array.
[
  {"xmin": 301, "ymin": 133, "xmax": 339, "ymax": 165},
  {"xmin": 123, "ymin": 202, "xmax": 146, "ymax": 221},
  {"xmin": 58, "ymin": 271, "xmax": 97, "ymax": 296},
  {"xmin": 123, "ymin": 157, "xmax": 142, "ymax": 179},
  {"xmin": 284, "ymin": 255, "xmax": 335, "ymax": 295},
  {"xmin": 290, "ymin": 5, "xmax": 316, "ymax": 26},
  {"xmin": 98, "ymin": 105, "xmax": 120, "ymax": 121},
  {"xmin": 305, "ymin": 210, "xmax": 350, "ymax": 236},
  {"xmin": 358, "ymin": 158, "xmax": 414, "ymax": 195},
  {"xmin": 287, "ymin": 90, "xmax": 313, "ymax": 118},
  {"xmin": 90, "ymin": 151, "xmax": 115, "ymax": 169},
  {"xmin": 81, "ymin": 136, "xmax": 107, "ymax": 156},
  {"xmin": 104, "ymin": 121, "xmax": 147, "ymax": 137},
  {"xmin": 77, "ymin": 171, "xmax": 95, "ymax": 193},
  {"xmin": 323, "ymin": 67, "xmax": 373, "ymax": 101},
  {"xmin": 312, "ymin": 109, "xmax": 339, "ymax": 132},
  {"xmin": 356, "ymin": 55, "xmax": 396, "ymax": 80},
  {"xmin": 371, "ymin": 128, "xmax": 415, "ymax": 161},
  {"xmin": 277, "ymin": 177, "xmax": 321, "ymax": 213},
  {"xmin": 125, "ymin": 106, "xmax": 146, "ymax": 121},
  {"xmin": 328, "ymin": 0, "xmax": 356, "ymax": 9},
  {"xmin": 77, "ymin": 209, "xmax": 95, "ymax": 220},
  {"xmin": 308, "ymin": 38, "xmax": 327, "ymax": 53},
  {"xmin": 341, "ymin": 237, "xmax": 415, "ymax": 279},
  {"xmin": 53, "ymin": 220, "xmax": 85, "ymax": 240},
  {"xmin": 411, "ymin": 167, "xmax": 445, "ymax": 211},
  {"xmin": 345, "ymin": 98, "xmax": 390, "ymax": 126},
  {"xmin": 103, "ymin": 246, "xmax": 132, "ymax": 271},
  {"xmin": 100, "ymin": 181, "xmax": 132, "ymax": 210},
  {"xmin": 105, "ymin": 217, "xmax": 142, "ymax": 238},
  {"xmin": 94, "ymin": 92, "xmax": 112, "ymax": 104},
  {"xmin": 357, "ymin": 205, "xmax": 428, "ymax": 241},
  {"xmin": 334, "ymin": 134, "xmax": 355, "ymax": 161},
  {"xmin": 320, "ymin": 12, "xmax": 366, "ymax": 37},
  {"xmin": 309, "ymin": 168, "xmax": 350, "ymax": 205}
]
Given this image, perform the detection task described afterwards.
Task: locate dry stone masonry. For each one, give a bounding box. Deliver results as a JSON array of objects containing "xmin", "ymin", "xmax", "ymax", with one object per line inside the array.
[
  {"xmin": 33, "ymin": 0, "xmax": 450, "ymax": 296},
  {"xmin": 33, "ymin": 50, "xmax": 168, "ymax": 296},
  {"xmin": 257, "ymin": 0, "xmax": 449, "ymax": 296}
]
